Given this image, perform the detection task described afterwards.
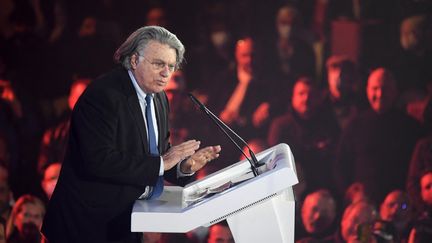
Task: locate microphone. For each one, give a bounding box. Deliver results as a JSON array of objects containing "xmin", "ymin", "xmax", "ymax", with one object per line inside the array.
[{"xmin": 188, "ymin": 93, "xmax": 262, "ymax": 176}]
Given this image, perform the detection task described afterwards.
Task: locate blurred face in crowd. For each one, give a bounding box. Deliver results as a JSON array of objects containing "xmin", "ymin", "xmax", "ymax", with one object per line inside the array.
[
  {"xmin": 68, "ymin": 79, "xmax": 90, "ymax": 110},
  {"xmin": 327, "ymin": 61, "xmax": 355, "ymax": 100},
  {"xmin": 421, "ymin": 172, "xmax": 432, "ymax": 207},
  {"xmin": 41, "ymin": 163, "xmax": 61, "ymax": 199},
  {"xmin": 380, "ymin": 190, "xmax": 410, "ymax": 224},
  {"xmin": 292, "ymin": 79, "xmax": 318, "ymax": 119},
  {"xmin": 14, "ymin": 202, "xmax": 44, "ymax": 232},
  {"xmin": 341, "ymin": 202, "xmax": 377, "ymax": 243},
  {"xmin": 276, "ymin": 6, "xmax": 297, "ymax": 39},
  {"xmin": 142, "ymin": 232, "xmax": 162, "ymax": 243},
  {"xmin": 131, "ymin": 41, "xmax": 177, "ymax": 94},
  {"xmin": 207, "ymin": 224, "xmax": 234, "ymax": 243},
  {"xmin": 366, "ymin": 68, "xmax": 397, "ymax": 114},
  {"xmin": 78, "ymin": 17, "xmax": 96, "ymax": 37},
  {"xmin": 146, "ymin": 7, "xmax": 168, "ymax": 27},
  {"xmin": 345, "ymin": 182, "xmax": 369, "ymax": 205},
  {"xmin": 210, "ymin": 22, "xmax": 230, "ymax": 48},
  {"xmin": 240, "ymin": 139, "xmax": 266, "ymax": 161},
  {"xmin": 235, "ymin": 38, "xmax": 253, "ymax": 74},
  {"xmin": 301, "ymin": 191, "xmax": 336, "ymax": 234},
  {"xmin": 400, "ymin": 16, "xmax": 425, "ymax": 51},
  {"xmin": 165, "ymin": 70, "xmax": 185, "ymax": 109}
]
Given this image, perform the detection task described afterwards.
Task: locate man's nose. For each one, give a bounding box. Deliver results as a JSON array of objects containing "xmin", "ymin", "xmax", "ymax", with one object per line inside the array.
[{"xmin": 160, "ymin": 67, "xmax": 170, "ymax": 77}]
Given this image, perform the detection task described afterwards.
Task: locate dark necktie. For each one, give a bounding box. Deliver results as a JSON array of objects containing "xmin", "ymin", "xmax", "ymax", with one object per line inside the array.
[{"xmin": 145, "ymin": 94, "xmax": 163, "ymax": 199}]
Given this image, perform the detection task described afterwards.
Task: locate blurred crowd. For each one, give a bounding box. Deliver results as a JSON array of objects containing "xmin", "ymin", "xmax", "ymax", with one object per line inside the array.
[{"xmin": 0, "ymin": 0, "xmax": 432, "ymax": 242}]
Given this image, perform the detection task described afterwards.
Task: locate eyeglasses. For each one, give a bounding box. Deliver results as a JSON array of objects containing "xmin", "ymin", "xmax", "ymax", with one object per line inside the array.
[{"xmin": 138, "ymin": 55, "xmax": 177, "ymax": 72}]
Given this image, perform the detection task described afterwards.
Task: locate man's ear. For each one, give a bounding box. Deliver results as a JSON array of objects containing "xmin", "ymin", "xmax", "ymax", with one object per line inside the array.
[{"xmin": 131, "ymin": 54, "xmax": 138, "ymax": 70}]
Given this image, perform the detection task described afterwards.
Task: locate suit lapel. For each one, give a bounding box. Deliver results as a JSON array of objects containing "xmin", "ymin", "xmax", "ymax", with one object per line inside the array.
[
  {"xmin": 120, "ymin": 68, "xmax": 149, "ymax": 155},
  {"xmin": 127, "ymin": 96, "xmax": 149, "ymax": 154}
]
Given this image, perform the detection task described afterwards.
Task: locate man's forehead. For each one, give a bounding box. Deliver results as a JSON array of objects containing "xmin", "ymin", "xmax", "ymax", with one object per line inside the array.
[{"xmin": 143, "ymin": 41, "xmax": 176, "ymax": 60}]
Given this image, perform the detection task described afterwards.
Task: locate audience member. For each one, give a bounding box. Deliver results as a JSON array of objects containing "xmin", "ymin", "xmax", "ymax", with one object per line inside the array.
[
  {"xmin": 239, "ymin": 138, "xmax": 267, "ymax": 161},
  {"xmin": 392, "ymin": 14, "xmax": 432, "ymax": 95},
  {"xmin": 40, "ymin": 162, "xmax": 61, "ymax": 202},
  {"xmin": 164, "ymin": 70, "xmax": 201, "ymax": 146},
  {"xmin": 293, "ymin": 162, "xmax": 308, "ymax": 202},
  {"xmin": 5, "ymin": 194, "xmax": 45, "ymax": 243},
  {"xmin": 216, "ymin": 37, "xmax": 270, "ymax": 132},
  {"xmin": 206, "ymin": 221, "xmax": 234, "ymax": 243},
  {"xmin": 0, "ymin": 217, "xmax": 4, "ymax": 243},
  {"xmin": 142, "ymin": 232, "xmax": 161, "ymax": 243},
  {"xmin": 379, "ymin": 190, "xmax": 411, "ymax": 241},
  {"xmin": 407, "ymin": 170, "xmax": 432, "ymax": 243},
  {"xmin": 323, "ymin": 55, "xmax": 361, "ymax": 131},
  {"xmin": 325, "ymin": 201, "xmax": 378, "ymax": 243},
  {"xmin": 204, "ymin": 37, "xmax": 272, "ymax": 163},
  {"xmin": 335, "ymin": 68, "xmax": 424, "ymax": 204},
  {"xmin": 344, "ymin": 182, "xmax": 370, "ymax": 207},
  {"xmin": 145, "ymin": 6, "xmax": 169, "ymax": 28},
  {"xmin": 0, "ymin": 162, "xmax": 11, "ymax": 223},
  {"xmin": 37, "ymin": 78, "xmax": 90, "ymax": 173},
  {"xmin": 272, "ymin": 4, "xmax": 316, "ymax": 81},
  {"xmin": 298, "ymin": 189, "xmax": 337, "ymax": 241},
  {"xmin": 268, "ymin": 77, "xmax": 340, "ymax": 193}
]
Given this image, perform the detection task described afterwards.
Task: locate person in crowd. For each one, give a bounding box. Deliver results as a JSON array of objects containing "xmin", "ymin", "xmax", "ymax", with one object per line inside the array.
[
  {"xmin": 0, "ymin": 217, "xmax": 5, "ymax": 243},
  {"xmin": 0, "ymin": 79, "xmax": 22, "ymax": 173},
  {"xmin": 344, "ymin": 182, "xmax": 370, "ymax": 207},
  {"xmin": 164, "ymin": 70, "xmax": 188, "ymax": 145},
  {"xmin": 0, "ymin": 161, "xmax": 12, "ymax": 223},
  {"xmin": 274, "ymin": 4, "xmax": 315, "ymax": 80},
  {"xmin": 40, "ymin": 162, "xmax": 61, "ymax": 201},
  {"xmin": 239, "ymin": 138, "xmax": 267, "ymax": 161},
  {"xmin": 184, "ymin": 17, "xmax": 235, "ymax": 91},
  {"xmin": 379, "ymin": 190, "xmax": 411, "ymax": 241},
  {"xmin": 407, "ymin": 135, "xmax": 432, "ymax": 206},
  {"xmin": 335, "ymin": 67, "xmax": 423, "ymax": 204},
  {"xmin": 142, "ymin": 232, "xmax": 161, "ymax": 243},
  {"xmin": 323, "ymin": 55, "xmax": 361, "ymax": 131},
  {"xmin": 68, "ymin": 14, "xmax": 118, "ymax": 79},
  {"xmin": 297, "ymin": 189, "xmax": 338, "ymax": 241},
  {"xmin": 5, "ymin": 194, "xmax": 45, "ymax": 243},
  {"xmin": 392, "ymin": 14, "xmax": 432, "ymax": 95},
  {"xmin": 215, "ymin": 37, "xmax": 270, "ymax": 133},
  {"xmin": 203, "ymin": 37, "xmax": 272, "ymax": 163},
  {"xmin": 164, "ymin": 71, "xmax": 214, "ymax": 164},
  {"xmin": 206, "ymin": 221, "xmax": 234, "ymax": 243},
  {"xmin": 37, "ymin": 78, "xmax": 90, "ymax": 174},
  {"xmin": 141, "ymin": 232, "xmax": 193, "ymax": 243},
  {"xmin": 407, "ymin": 170, "xmax": 432, "ymax": 242},
  {"xmin": 0, "ymin": 77, "xmax": 41, "ymax": 201},
  {"xmin": 325, "ymin": 201, "xmax": 378, "ymax": 243},
  {"xmin": 42, "ymin": 26, "xmax": 221, "ymax": 242},
  {"xmin": 268, "ymin": 77, "xmax": 340, "ymax": 193},
  {"xmin": 145, "ymin": 6, "xmax": 169, "ymax": 28}
]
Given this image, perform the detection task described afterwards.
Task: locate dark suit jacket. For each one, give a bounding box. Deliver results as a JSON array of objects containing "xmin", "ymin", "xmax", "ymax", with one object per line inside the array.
[{"xmin": 42, "ymin": 67, "xmax": 190, "ymax": 243}]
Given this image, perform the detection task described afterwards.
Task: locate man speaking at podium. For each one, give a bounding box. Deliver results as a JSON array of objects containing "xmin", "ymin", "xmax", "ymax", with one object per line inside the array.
[{"xmin": 42, "ymin": 26, "xmax": 221, "ymax": 243}]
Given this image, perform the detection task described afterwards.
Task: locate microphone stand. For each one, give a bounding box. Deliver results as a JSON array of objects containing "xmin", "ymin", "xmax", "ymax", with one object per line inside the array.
[{"xmin": 189, "ymin": 93, "xmax": 261, "ymax": 177}]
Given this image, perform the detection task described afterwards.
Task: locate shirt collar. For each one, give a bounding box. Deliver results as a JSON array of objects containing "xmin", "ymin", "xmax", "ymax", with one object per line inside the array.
[{"xmin": 128, "ymin": 70, "xmax": 153, "ymax": 101}]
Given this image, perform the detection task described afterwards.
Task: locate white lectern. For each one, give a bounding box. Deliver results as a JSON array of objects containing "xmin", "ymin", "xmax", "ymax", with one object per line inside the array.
[{"xmin": 131, "ymin": 143, "xmax": 298, "ymax": 243}]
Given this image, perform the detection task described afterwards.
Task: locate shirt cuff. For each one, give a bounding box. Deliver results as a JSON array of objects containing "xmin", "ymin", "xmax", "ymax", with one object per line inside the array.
[
  {"xmin": 177, "ymin": 160, "xmax": 195, "ymax": 178},
  {"xmin": 159, "ymin": 156, "xmax": 164, "ymax": 176}
]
